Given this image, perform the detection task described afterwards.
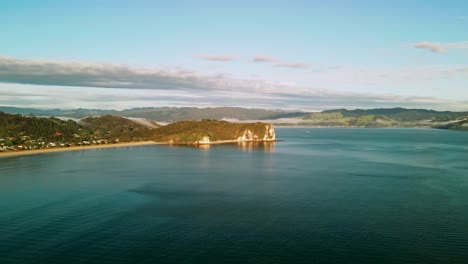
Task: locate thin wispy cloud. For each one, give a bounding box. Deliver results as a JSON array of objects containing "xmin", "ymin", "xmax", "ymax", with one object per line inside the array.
[
  {"xmin": 413, "ymin": 41, "xmax": 468, "ymax": 53},
  {"xmin": 2, "ymin": 83, "xmax": 467, "ymax": 112},
  {"xmin": 194, "ymin": 54, "xmax": 236, "ymax": 61},
  {"xmin": 252, "ymin": 54, "xmax": 310, "ymax": 70},
  {"xmin": 328, "ymin": 65, "xmax": 343, "ymax": 70},
  {"xmin": 445, "ymin": 41, "xmax": 468, "ymax": 50},
  {"xmin": 275, "ymin": 62, "xmax": 310, "ymax": 69},
  {"xmin": 414, "ymin": 42, "xmax": 445, "ymax": 53},
  {"xmin": 252, "ymin": 55, "xmax": 278, "ymax": 63},
  {"xmin": 313, "ymin": 65, "xmax": 468, "ymax": 86}
]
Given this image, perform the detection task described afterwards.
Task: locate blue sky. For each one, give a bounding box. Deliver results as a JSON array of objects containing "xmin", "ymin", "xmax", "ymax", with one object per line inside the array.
[{"xmin": 0, "ymin": 0, "xmax": 467, "ymax": 111}]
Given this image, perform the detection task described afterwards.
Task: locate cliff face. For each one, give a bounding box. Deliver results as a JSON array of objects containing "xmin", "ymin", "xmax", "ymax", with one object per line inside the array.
[
  {"xmin": 264, "ymin": 124, "xmax": 276, "ymax": 141},
  {"xmin": 236, "ymin": 124, "xmax": 275, "ymax": 142}
]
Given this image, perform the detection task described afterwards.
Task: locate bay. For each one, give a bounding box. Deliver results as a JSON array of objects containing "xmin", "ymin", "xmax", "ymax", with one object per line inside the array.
[{"xmin": 1, "ymin": 128, "xmax": 467, "ymax": 264}]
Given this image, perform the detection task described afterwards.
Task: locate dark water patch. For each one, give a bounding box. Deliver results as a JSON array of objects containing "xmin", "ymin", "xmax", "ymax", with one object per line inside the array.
[
  {"xmin": 348, "ymin": 172, "xmax": 424, "ymax": 180},
  {"xmin": 60, "ymin": 169, "xmax": 83, "ymax": 174},
  {"xmin": 128, "ymin": 183, "xmax": 229, "ymax": 201}
]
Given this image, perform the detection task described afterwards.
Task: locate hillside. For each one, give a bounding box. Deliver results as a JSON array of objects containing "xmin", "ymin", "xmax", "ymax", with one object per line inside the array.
[
  {"xmin": 0, "ymin": 113, "xmax": 153, "ymax": 146},
  {"xmin": 0, "ymin": 113, "xmax": 275, "ymax": 151},
  {"xmin": 0, "ymin": 112, "xmax": 82, "ymax": 144},
  {"xmin": 322, "ymin": 108, "xmax": 468, "ymax": 122},
  {"xmin": 434, "ymin": 119, "xmax": 468, "ymax": 131},
  {"xmin": 2, "ymin": 106, "xmax": 468, "ymax": 129},
  {"xmin": 0, "ymin": 106, "xmax": 304, "ymax": 121},
  {"xmin": 79, "ymin": 115, "xmax": 160, "ymax": 142},
  {"xmin": 298, "ymin": 108, "xmax": 468, "ymax": 127},
  {"xmin": 145, "ymin": 120, "xmax": 275, "ymax": 143},
  {"xmin": 301, "ymin": 112, "xmax": 399, "ymax": 127}
]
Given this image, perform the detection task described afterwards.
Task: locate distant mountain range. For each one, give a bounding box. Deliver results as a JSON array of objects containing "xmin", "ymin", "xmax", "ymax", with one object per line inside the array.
[
  {"xmin": 0, "ymin": 106, "xmax": 304, "ymax": 122},
  {"xmin": 1, "ymin": 106, "xmax": 467, "ymax": 130}
]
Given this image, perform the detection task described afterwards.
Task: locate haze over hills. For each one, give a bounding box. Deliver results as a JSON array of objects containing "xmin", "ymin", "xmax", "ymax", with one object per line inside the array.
[
  {"xmin": 0, "ymin": 106, "xmax": 305, "ymax": 121},
  {"xmin": 1, "ymin": 106, "xmax": 467, "ymax": 129}
]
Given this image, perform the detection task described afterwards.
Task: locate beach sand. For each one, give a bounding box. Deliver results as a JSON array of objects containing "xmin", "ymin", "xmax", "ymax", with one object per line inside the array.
[
  {"xmin": 0, "ymin": 140, "xmax": 277, "ymax": 158},
  {"xmin": 0, "ymin": 141, "xmax": 167, "ymax": 158}
]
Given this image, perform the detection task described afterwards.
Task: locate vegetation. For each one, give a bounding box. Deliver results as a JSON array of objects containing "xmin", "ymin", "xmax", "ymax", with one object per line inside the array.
[
  {"xmin": 434, "ymin": 119, "xmax": 468, "ymax": 131},
  {"xmin": 322, "ymin": 108, "xmax": 468, "ymax": 122},
  {"xmin": 297, "ymin": 108, "xmax": 468, "ymax": 128},
  {"xmin": 2, "ymin": 106, "xmax": 468, "ymax": 131},
  {"xmin": 143, "ymin": 119, "xmax": 269, "ymax": 143},
  {"xmin": 0, "ymin": 113, "xmax": 273, "ymax": 151},
  {"xmin": 0, "ymin": 106, "xmax": 305, "ymax": 121},
  {"xmin": 0, "ymin": 112, "xmax": 81, "ymax": 144},
  {"xmin": 79, "ymin": 115, "xmax": 155, "ymax": 142},
  {"xmin": 301, "ymin": 112, "xmax": 399, "ymax": 127}
]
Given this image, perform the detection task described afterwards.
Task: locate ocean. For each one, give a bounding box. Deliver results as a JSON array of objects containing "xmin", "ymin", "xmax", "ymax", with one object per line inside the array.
[{"xmin": 1, "ymin": 128, "xmax": 467, "ymax": 264}]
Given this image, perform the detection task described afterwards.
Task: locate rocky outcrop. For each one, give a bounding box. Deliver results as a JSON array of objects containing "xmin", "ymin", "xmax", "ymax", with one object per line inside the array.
[
  {"xmin": 149, "ymin": 120, "xmax": 277, "ymax": 144},
  {"xmin": 197, "ymin": 136, "xmax": 211, "ymax": 144},
  {"xmin": 237, "ymin": 124, "xmax": 275, "ymax": 142},
  {"xmin": 263, "ymin": 124, "xmax": 275, "ymax": 141}
]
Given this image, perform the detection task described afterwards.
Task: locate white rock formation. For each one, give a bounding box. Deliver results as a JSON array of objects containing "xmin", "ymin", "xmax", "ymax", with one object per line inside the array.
[
  {"xmin": 263, "ymin": 124, "xmax": 276, "ymax": 141},
  {"xmin": 197, "ymin": 136, "xmax": 211, "ymax": 144},
  {"xmin": 237, "ymin": 125, "xmax": 275, "ymax": 142}
]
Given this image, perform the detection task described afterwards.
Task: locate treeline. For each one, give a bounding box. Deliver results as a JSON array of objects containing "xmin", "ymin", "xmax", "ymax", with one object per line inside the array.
[
  {"xmin": 142, "ymin": 119, "xmax": 269, "ymax": 142},
  {"xmin": 0, "ymin": 113, "xmax": 273, "ymax": 146},
  {"xmin": 0, "ymin": 112, "xmax": 81, "ymax": 143},
  {"xmin": 434, "ymin": 119, "xmax": 468, "ymax": 131},
  {"xmin": 0, "ymin": 113, "xmax": 151, "ymax": 144}
]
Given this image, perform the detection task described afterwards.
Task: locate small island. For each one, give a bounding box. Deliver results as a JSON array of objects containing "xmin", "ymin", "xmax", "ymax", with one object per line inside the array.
[{"xmin": 0, "ymin": 112, "xmax": 276, "ymax": 157}]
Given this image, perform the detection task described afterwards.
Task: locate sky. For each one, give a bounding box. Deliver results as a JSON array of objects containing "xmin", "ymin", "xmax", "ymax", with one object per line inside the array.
[{"xmin": 0, "ymin": 0, "xmax": 467, "ymax": 111}]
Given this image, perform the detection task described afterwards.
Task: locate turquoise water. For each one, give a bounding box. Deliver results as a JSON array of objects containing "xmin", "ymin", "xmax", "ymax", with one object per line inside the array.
[{"xmin": 0, "ymin": 128, "xmax": 467, "ymax": 264}]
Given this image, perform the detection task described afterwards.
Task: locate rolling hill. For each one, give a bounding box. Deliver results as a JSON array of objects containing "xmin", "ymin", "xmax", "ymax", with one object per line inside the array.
[
  {"xmin": 1, "ymin": 106, "xmax": 468, "ymax": 129},
  {"xmin": 0, "ymin": 112, "xmax": 275, "ymax": 150}
]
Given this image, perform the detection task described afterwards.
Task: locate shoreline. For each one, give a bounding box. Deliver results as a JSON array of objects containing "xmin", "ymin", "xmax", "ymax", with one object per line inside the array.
[
  {"xmin": 0, "ymin": 141, "xmax": 167, "ymax": 158},
  {"xmin": 0, "ymin": 140, "xmax": 277, "ymax": 158}
]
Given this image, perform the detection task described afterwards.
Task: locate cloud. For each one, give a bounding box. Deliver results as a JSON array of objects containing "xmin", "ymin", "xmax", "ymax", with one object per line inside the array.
[
  {"xmin": 328, "ymin": 65, "xmax": 343, "ymax": 70},
  {"xmin": 252, "ymin": 54, "xmax": 310, "ymax": 69},
  {"xmin": 2, "ymin": 82, "xmax": 467, "ymax": 112},
  {"xmin": 252, "ymin": 55, "xmax": 278, "ymax": 63},
  {"xmin": 414, "ymin": 42, "xmax": 445, "ymax": 53},
  {"xmin": 194, "ymin": 54, "xmax": 236, "ymax": 61},
  {"xmin": 0, "ymin": 55, "xmax": 235, "ymax": 91},
  {"xmin": 0, "ymin": 55, "xmax": 311, "ymax": 94},
  {"xmin": 275, "ymin": 62, "xmax": 310, "ymax": 69},
  {"xmin": 445, "ymin": 41, "xmax": 468, "ymax": 50},
  {"xmin": 1, "ymin": 55, "xmax": 467, "ymax": 112},
  {"xmin": 413, "ymin": 41, "xmax": 468, "ymax": 53}
]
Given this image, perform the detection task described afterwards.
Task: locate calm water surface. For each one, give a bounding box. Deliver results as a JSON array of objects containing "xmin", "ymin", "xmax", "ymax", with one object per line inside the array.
[{"xmin": 1, "ymin": 128, "xmax": 467, "ymax": 263}]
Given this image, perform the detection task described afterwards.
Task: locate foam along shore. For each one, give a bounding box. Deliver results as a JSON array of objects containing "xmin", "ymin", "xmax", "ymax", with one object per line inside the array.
[{"xmin": 0, "ymin": 141, "xmax": 165, "ymax": 158}]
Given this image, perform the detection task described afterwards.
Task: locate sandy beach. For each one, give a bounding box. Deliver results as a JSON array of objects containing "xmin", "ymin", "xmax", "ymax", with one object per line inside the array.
[
  {"xmin": 0, "ymin": 140, "xmax": 278, "ymax": 158},
  {"xmin": 0, "ymin": 141, "xmax": 167, "ymax": 158}
]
